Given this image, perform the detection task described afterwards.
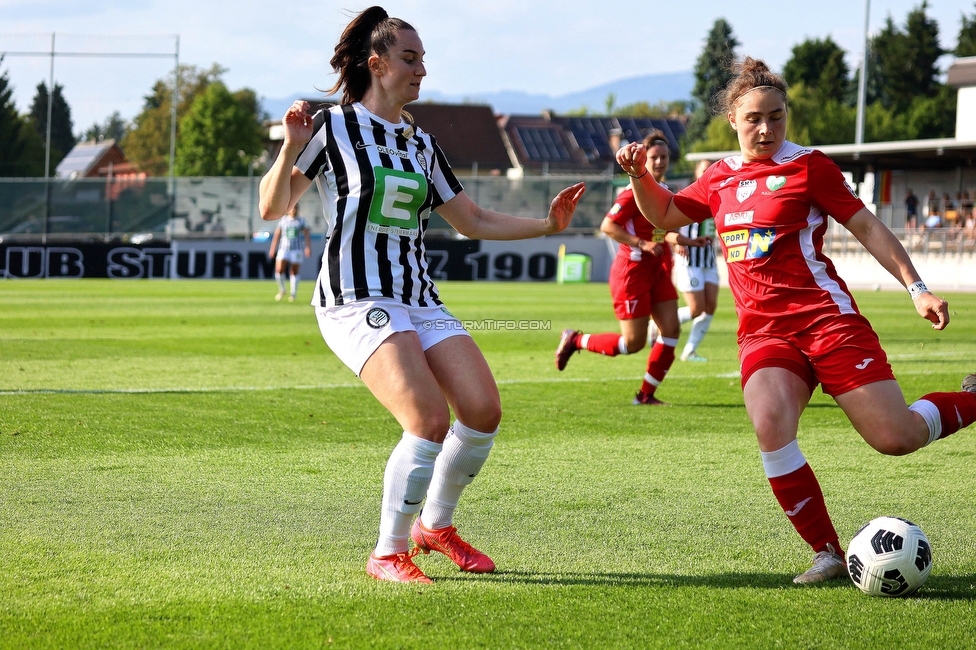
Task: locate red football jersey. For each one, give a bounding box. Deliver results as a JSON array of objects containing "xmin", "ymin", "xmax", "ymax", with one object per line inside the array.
[
  {"xmin": 607, "ymin": 187, "xmax": 673, "ymax": 266},
  {"xmin": 673, "ymin": 142, "xmax": 866, "ymax": 340}
]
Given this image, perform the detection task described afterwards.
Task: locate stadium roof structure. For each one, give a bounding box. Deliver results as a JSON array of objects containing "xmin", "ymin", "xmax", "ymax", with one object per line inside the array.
[{"xmin": 685, "ymin": 138, "xmax": 976, "ymax": 173}]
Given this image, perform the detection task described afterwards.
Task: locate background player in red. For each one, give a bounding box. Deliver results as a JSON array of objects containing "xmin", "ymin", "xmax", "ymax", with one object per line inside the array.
[
  {"xmin": 556, "ymin": 131, "xmax": 707, "ymax": 405},
  {"xmin": 617, "ymin": 57, "xmax": 976, "ymax": 584}
]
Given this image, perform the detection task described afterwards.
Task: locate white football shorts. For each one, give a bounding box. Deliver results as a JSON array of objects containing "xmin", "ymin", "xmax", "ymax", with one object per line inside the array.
[
  {"xmin": 315, "ymin": 298, "xmax": 470, "ymax": 376},
  {"xmin": 674, "ymin": 258, "xmax": 719, "ymax": 293},
  {"xmin": 276, "ymin": 250, "xmax": 303, "ymax": 265}
]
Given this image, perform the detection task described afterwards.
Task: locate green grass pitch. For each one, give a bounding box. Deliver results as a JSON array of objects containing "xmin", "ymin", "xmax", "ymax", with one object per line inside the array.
[{"xmin": 1, "ymin": 279, "xmax": 975, "ymax": 649}]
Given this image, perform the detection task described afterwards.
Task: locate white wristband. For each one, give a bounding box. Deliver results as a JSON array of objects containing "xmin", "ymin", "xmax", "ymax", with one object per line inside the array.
[{"xmin": 907, "ymin": 281, "xmax": 929, "ymax": 300}]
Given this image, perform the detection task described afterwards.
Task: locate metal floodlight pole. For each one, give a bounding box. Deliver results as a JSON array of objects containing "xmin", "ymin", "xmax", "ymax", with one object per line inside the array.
[
  {"xmin": 855, "ymin": 0, "xmax": 870, "ymax": 148},
  {"xmin": 43, "ymin": 33, "xmax": 55, "ymax": 244},
  {"xmin": 169, "ymin": 36, "xmax": 179, "ymax": 228},
  {"xmin": 44, "ymin": 33, "xmax": 54, "ymax": 179}
]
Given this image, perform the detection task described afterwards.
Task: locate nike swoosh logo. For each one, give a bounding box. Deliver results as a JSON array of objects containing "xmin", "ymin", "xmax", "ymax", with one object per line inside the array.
[
  {"xmin": 355, "ymin": 141, "xmax": 373, "ymax": 150},
  {"xmin": 956, "ymin": 406, "xmax": 963, "ymax": 429},
  {"xmin": 403, "ymin": 499, "xmax": 422, "ymax": 505},
  {"xmin": 785, "ymin": 497, "xmax": 812, "ymax": 517},
  {"xmin": 855, "ymin": 358, "xmax": 874, "ymax": 370}
]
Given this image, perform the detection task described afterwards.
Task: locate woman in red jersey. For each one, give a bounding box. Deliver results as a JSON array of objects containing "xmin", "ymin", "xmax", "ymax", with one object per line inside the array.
[
  {"xmin": 556, "ymin": 131, "xmax": 708, "ymax": 405},
  {"xmin": 617, "ymin": 57, "xmax": 976, "ymax": 584}
]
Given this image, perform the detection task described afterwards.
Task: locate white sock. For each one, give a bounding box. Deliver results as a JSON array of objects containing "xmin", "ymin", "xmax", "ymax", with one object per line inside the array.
[
  {"xmin": 683, "ymin": 313, "xmax": 713, "ymax": 357},
  {"xmin": 275, "ymin": 271, "xmax": 285, "ymax": 293},
  {"xmin": 375, "ymin": 432, "xmax": 443, "ymax": 557},
  {"xmin": 677, "ymin": 306, "xmax": 693, "ymax": 324},
  {"xmin": 289, "ymin": 273, "xmax": 298, "ymax": 297},
  {"xmin": 909, "ymin": 399, "xmax": 942, "ymax": 446},
  {"xmin": 760, "ymin": 439, "xmax": 807, "ymax": 478},
  {"xmin": 617, "ymin": 336, "xmax": 630, "ymax": 355},
  {"xmin": 421, "ymin": 421, "xmax": 497, "ymax": 530}
]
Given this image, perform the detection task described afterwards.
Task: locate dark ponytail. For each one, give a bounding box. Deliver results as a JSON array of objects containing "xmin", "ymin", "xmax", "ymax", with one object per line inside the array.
[{"xmin": 327, "ymin": 6, "xmax": 415, "ymax": 105}]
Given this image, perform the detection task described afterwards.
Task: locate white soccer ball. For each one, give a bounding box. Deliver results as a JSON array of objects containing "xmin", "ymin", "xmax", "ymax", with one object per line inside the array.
[{"xmin": 847, "ymin": 516, "xmax": 932, "ymax": 597}]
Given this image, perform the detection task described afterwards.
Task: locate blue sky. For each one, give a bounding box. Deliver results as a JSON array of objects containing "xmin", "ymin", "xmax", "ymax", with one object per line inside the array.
[{"xmin": 0, "ymin": 0, "xmax": 971, "ymax": 132}]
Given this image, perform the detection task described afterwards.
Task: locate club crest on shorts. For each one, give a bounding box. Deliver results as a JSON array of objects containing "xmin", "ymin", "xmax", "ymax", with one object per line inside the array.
[
  {"xmin": 366, "ymin": 307, "xmax": 391, "ymax": 329},
  {"xmin": 736, "ymin": 180, "xmax": 757, "ymax": 202}
]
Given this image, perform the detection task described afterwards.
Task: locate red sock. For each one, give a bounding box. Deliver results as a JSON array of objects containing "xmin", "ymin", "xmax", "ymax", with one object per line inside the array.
[
  {"xmin": 767, "ymin": 463, "xmax": 842, "ymax": 556},
  {"xmin": 640, "ymin": 340, "xmax": 675, "ymax": 394},
  {"xmin": 584, "ymin": 333, "xmax": 623, "ymax": 357},
  {"xmin": 918, "ymin": 391, "xmax": 976, "ymax": 440}
]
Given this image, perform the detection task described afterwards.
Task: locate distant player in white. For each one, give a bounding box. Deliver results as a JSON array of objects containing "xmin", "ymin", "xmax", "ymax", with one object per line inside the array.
[
  {"xmin": 672, "ymin": 158, "xmax": 719, "ymax": 361},
  {"xmin": 268, "ymin": 204, "xmax": 311, "ymax": 302}
]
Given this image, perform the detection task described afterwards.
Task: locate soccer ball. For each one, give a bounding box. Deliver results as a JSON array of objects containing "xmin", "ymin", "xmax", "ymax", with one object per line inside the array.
[{"xmin": 847, "ymin": 517, "xmax": 932, "ymax": 597}]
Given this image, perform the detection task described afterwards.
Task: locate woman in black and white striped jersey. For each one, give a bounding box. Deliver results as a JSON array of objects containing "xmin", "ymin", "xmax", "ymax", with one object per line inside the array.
[{"xmin": 259, "ymin": 6, "xmax": 585, "ymax": 584}]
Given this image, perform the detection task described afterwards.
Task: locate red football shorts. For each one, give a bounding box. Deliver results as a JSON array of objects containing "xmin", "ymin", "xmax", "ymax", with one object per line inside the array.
[
  {"xmin": 609, "ymin": 256, "xmax": 678, "ymax": 320},
  {"xmin": 738, "ymin": 314, "xmax": 895, "ymax": 396}
]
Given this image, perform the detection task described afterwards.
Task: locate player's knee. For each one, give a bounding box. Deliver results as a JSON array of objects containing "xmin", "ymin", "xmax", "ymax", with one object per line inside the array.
[
  {"xmin": 865, "ymin": 432, "xmax": 918, "ymax": 457},
  {"xmin": 624, "ymin": 335, "xmax": 646, "ymax": 353}
]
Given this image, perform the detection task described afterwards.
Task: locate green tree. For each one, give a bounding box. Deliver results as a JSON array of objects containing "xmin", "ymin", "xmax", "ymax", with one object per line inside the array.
[
  {"xmin": 28, "ymin": 81, "xmax": 75, "ymax": 174},
  {"xmin": 783, "ymin": 84, "xmax": 856, "ymax": 145},
  {"xmin": 0, "ymin": 58, "xmax": 44, "ymax": 176},
  {"xmin": 783, "ymin": 37, "xmax": 850, "ymax": 104},
  {"xmin": 957, "ymin": 4, "xmax": 976, "ymax": 56},
  {"xmin": 82, "ymin": 111, "xmax": 127, "ymax": 143},
  {"xmin": 122, "ymin": 64, "xmax": 226, "ymax": 176},
  {"xmin": 686, "ymin": 18, "xmax": 739, "ymax": 144},
  {"xmin": 871, "ymin": 2, "xmax": 943, "ymax": 112},
  {"xmin": 690, "ymin": 115, "xmax": 738, "ymax": 153},
  {"xmin": 175, "ymin": 82, "xmax": 264, "ymax": 176},
  {"xmin": 615, "ymin": 99, "xmax": 692, "ymax": 118}
]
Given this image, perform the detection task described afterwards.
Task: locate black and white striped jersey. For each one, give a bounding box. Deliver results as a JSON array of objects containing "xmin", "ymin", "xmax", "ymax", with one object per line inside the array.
[
  {"xmin": 677, "ymin": 219, "xmax": 717, "ymax": 269},
  {"xmin": 295, "ymin": 102, "xmax": 463, "ymax": 308}
]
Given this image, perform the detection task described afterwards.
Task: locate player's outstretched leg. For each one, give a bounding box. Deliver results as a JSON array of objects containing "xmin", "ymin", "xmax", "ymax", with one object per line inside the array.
[{"xmin": 908, "ymin": 373, "xmax": 976, "ymax": 446}]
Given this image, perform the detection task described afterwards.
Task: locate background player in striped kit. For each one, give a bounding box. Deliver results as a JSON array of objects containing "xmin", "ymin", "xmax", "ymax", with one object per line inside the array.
[
  {"xmin": 617, "ymin": 56, "xmax": 976, "ymax": 585},
  {"xmin": 556, "ymin": 131, "xmax": 704, "ymax": 406},
  {"xmin": 259, "ymin": 6, "xmax": 585, "ymax": 584},
  {"xmin": 649, "ymin": 158, "xmax": 720, "ymax": 362},
  {"xmin": 268, "ymin": 204, "xmax": 311, "ymax": 302}
]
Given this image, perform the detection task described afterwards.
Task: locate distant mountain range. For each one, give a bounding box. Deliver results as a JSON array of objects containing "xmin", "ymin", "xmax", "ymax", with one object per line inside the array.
[{"xmin": 262, "ymin": 70, "xmax": 694, "ymax": 118}]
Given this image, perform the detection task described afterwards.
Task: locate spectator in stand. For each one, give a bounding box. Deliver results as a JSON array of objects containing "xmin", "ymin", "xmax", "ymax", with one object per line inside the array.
[
  {"xmin": 904, "ymin": 189, "xmax": 919, "ymax": 231},
  {"xmin": 923, "ymin": 190, "xmax": 941, "ymax": 229}
]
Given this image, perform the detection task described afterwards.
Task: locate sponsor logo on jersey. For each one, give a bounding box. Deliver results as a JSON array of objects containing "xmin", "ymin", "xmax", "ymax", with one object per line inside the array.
[
  {"xmin": 356, "ymin": 141, "xmax": 409, "ymax": 159},
  {"xmin": 736, "ymin": 180, "xmax": 757, "ymax": 202},
  {"xmin": 367, "ymin": 168, "xmax": 427, "ymax": 235},
  {"xmin": 366, "ymin": 307, "xmax": 391, "ymax": 329},
  {"xmin": 766, "ymin": 175, "xmax": 786, "ymax": 191},
  {"xmin": 650, "ymin": 228, "xmax": 667, "ymax": 243},
  {"xmin": 724, "ymin": 210, "xmax": 754, "ymax": 226},
  {"xmin": 843, "ymin": 180, "xmax": 859, "ymax": 198},
  {"xmin": 609, "ymin": 203, "xmax": 622, "ymax": 215},
  {"xmin": 722, "ymin": 227, "xmax": 776, "ymax": 263},
  {"xmin": 416, "ymin": 150, "xmax": 428, "ymax": 173}
]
